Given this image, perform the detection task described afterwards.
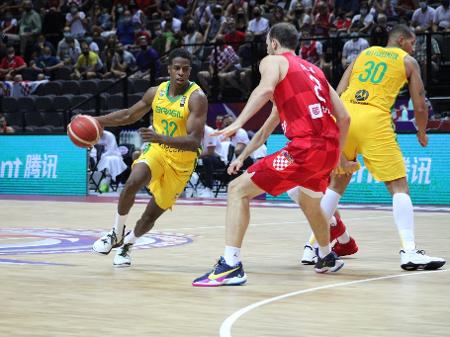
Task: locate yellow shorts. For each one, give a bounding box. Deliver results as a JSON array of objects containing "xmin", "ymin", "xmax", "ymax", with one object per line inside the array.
[
  {"xmin": 134, "ymin": 145, "xmax": 196, "ymax": 210},
  {"xmin": 343, "ymin": 106, "xmax": 406, "ymax": 182}
]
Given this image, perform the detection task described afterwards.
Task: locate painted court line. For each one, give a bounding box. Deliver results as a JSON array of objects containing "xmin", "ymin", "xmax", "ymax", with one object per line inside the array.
[{"xmin": 219, "ymin": 269, "xmax": 448, "ymax": 337}]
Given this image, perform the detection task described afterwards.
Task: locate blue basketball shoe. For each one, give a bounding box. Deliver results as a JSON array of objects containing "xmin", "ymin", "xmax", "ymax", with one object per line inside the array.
[
  {"xmin": 314, "ymin": 251, "xmax": 344, "ymax": 273},
  {"xmin": 192, "ymin": 257, "xmax": 247, "ymax": 287}
]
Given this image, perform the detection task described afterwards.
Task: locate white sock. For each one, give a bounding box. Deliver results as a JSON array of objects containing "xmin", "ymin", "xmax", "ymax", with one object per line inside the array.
[
  {"xmin": 224, "ymin": 246, "xmax": 241, "ymax": 266},
  {"xmin": 287, "ymin": 186, "xmax": 300, "ymax": 203},
  {"xmin": 124, "ymin": 230, "xmax": 137, "ymax": 245},
  {"xmin": 337, "ymin": 232, "xmax": 350, "ymax": 244},
  {"xmin": 393, "ymin": 193, "xmax": 416, "ymax": 251},
  {"xmin": 113, "ymin": 212, "xmax": 128, "ymax": 237},
  {"xmin": 321, "ymin": 189, "xmax": 341, "ymax": 220},
  {"xmin": 318, "ymin": 244, "xmax": 331, "ymax": 259}
]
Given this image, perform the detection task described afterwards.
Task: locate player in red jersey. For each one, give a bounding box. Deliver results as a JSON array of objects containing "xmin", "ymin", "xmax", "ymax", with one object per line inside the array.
[{"xmin": 193, "ymin": 23, "xmax": 351, "ymax": 287}]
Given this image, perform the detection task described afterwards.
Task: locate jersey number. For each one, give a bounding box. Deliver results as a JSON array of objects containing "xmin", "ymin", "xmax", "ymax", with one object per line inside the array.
[
  {"xmin": 161, "ymin": 119, "xmax": 178, "ymax": 137},
  {"xmin": 358, "ymin": 61, "xmax": 388, "ymax": 84}
]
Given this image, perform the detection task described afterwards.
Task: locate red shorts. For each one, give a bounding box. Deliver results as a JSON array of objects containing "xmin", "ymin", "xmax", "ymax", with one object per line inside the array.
[{"xmin": 248, "ymin": 137, "xmax": 339, "ymax": 196}]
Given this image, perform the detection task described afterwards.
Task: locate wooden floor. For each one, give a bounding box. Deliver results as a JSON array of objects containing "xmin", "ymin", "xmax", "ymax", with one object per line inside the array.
[{"xmin": 0, "ymin": 198, "xmax": 449, "ymax": 337}]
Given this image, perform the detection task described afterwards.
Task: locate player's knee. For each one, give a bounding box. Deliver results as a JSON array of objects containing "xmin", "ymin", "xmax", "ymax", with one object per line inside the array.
[{"xmin": 228, "ymin": 178, "xmax": 245, "ymax": 198}]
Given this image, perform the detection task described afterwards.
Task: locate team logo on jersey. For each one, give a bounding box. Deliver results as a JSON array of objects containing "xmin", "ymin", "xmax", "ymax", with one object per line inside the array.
[
  {"xmin": 309, "ymin": 103, "xmax": 324, "ymax": 119},
  {"xmin": 273, "ymin": 150, "xmax": 294, "ymax": 171},
  {"xmin": 180, "ymin": 95, "xmax": 187, "ymax": 107},
  {"xmin": 159, "ymin": 89, "xmax": 165, "ymax": 97},
  {"xmin": 355, "ymin": 89, "xmax": 369, "ymax": 102},
  {"xmin": 0, "ymin": 228, "xmax": 194, "ymax": 265}
]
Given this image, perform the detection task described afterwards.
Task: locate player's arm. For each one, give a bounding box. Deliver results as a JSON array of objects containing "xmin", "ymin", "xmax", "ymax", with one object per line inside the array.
[
  {"xmin": 405, "ymin": 55, "xmax": 428, "ymax": 147},
  {"xmin": 228, "ymin": 105, "xmax": 279, "ymax": 174},
  {"xmin": 214, "ymin": 55, "xmax": 280, "ymax": 137},
  {"xmin": 139, "ymin": 89, "xmax": 208, "ymax": 151},
  {"xmin": 336, "ymin": 58, "xmax": 356, "ymax": 96},
  {"xmin": 329, "ymin": 84, "xmax": 350, "ymax": 152},
  {"xmin": 95, "ymin": 87, "xmax": 157, "ymax": 127}
]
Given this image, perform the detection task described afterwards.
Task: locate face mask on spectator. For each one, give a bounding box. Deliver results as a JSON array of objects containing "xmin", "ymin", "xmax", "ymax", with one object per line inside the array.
[
  {"xmin": 64, "ymin": 32, "xmax": 72, "ymax": 38},
  {"xmin": 86, "ymin": 36, "xmax": 93, "ymax": 44},
  {"xmin": 117, "ymin": 6, "xmax": 124, "ymax": 14},
  {"xmin": 351, "ymin": 32, "xmax": 358, "ymax": 40},
  {"xmin": 71, "ymin": 7, "xmax": 78, "ymax": 14},
  {"xmin": 360, "ymin": 8, "xmax": 368, "ymax": 15}
]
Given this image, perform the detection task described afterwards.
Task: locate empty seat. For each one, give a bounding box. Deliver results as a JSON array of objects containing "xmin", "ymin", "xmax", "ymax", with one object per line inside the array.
[
  {"xmin": 79, "ymin": 80, "xmax": 99, "ymax": 95},
  {"xmin": 24, "ymin": 111, "xmax": 45, "ymax": 128},
  {"xmin": 133, "ymin": 79, "xmax": 150, "ymax": 93},
  {"xmin": 107, "ymin": 80, "xmax": 124, "ymax": 94},
  {"xmin": 3, "ymin": 112, "xmax": 24, "ymax": 131},
  {"xmin": 106, "ymin": 94, "xmax": 124, "ymax": 110},
  {"xmin": 99, "ymin": 93, "xmax": 109, "ymax": 110},
  {"xmin": 53, "ymin": 94, "xmax": 73, "ymax": 112},
  {"xmin": 53, "ymin": 67, "xmax": 72, "ymax": 80},
  {"xmin": 126, "ymin": 78, "xmax": 135, "ymax": 94},
  {"xmin": 17, "ymin": 97, "xmax": 36, "ymax": 112},
  {"xmin": 98, "ymin": 79, "xmax": 115, "ymax": 92},
  {"xmin": 42, "ymin": 111, "xmax": 65, "ymax": 129},
  {"xmin": 61, "ymin": 80, "xmax": 80, "ymax": 95},
  {"xmin": 26, "ymin": 126, "xmax": 53, "ymax": 133},
  {"xmin": 128, "ymin": 93, "xmax": 141, "ymax": 107},
  {"xmin": 34, "ymin": 81, "xmax": 62, "ymax": 96},
  {"xmin": 20, "ymin": 67, "xmax": 37, "ymax": 81},
  {"xmin": 71, "ymin": 95, "xmax": 95, "ymax": 111},
  {"xmin": 34, "ymin": 96, "xmax": 54, "ymax": 112},
  {"xmin": 2, "ymin": 96, "xmax": 18, "ymax": 113}
]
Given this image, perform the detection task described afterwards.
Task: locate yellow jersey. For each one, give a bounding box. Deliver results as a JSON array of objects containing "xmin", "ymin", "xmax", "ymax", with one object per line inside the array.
[
  {"xmin": 341, "ymin": 46, "xmax": 408, "ymax": 114},
  {"xmin": 150, "ymin": 80, "xmax": 201, "ymax": 165}
]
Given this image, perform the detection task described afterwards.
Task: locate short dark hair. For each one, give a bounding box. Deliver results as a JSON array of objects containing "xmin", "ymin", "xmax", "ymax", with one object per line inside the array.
[
  {"xmin": 269, "ymin": 23, "xmax": 299, "ymax": 50},
  {"xmin": 168, "ymin": 48, "xmax": 192, "ymax": 65},
  {"xmin": 389, "ymin": 24, "xmax": 415, "ymax": 40}
]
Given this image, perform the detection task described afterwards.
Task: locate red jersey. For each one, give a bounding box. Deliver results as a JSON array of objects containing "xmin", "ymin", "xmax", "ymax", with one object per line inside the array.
[{"xmin": 273, "ymin": 52, "xmax": 339, "ymax": 141}]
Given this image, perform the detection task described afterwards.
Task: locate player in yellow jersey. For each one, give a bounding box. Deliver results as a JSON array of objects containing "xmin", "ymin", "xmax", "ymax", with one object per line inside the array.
[
  {"xmin": 297, "ymin": 24, "xmax": 445, "ymax": 270},
  {"xmin": 92, "ymin": 48, "xmax": 208, "ymax": 267}
]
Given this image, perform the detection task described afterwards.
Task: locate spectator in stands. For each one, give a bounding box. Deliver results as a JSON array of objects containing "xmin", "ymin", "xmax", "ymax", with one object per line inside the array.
[
  {"xmin": 235, "ymin": 7, "xmax": 248, "ymax": 32},
  {"xmin": 197, "ymin": 34, "xmax": 240, "ymax": 97},
  {"xmin": 1, "ymin": 12, "xmax": 18, "ymax": 36},
  {"xmin": 333, "ymin": 10, "xmax": 352, "ymax": 33},
  {"xmin": 130, "ymin": 35, "xmax": 159, "ymax": 82},
  {"xmin": 32, "ymin": 34, "xmax": 55, "ymax": 59},
  {"xmin": 41, "ymin": 6, "xmax": 66, "ymax": 48},
  {"xmin": 167, "ymin": 0, "xmax": 186, "ymax": 19},
  {"xmin": 247, "ymin": 6, "xmax": 270, "ymax": 42},
  {"xmin": 433, "ymin": 0, "xmax": 450, "ymax": 31},
  {"xmin": 342, "ymin": 28, "xmax": 370, "ymax": 68},
  {"xmin": 220, "ymin": 114, "xmax": 253, "ymax": 168},
  {"xmin": 334, "ymin": 0, "xmax": 360, "ymax": 17},
  {"xmin": 411, "ymin": 1, "xmax": 436, "ymax": 30},
  {"xmin": 0, "ymin": 114, "xmax": 14, "ymax": 133},
  {"xmin": 197, "ymin": 124, "xmax": 227, "ymax": 198},
  {"xmin": 395, "ymin": 0, "xmax": 418, "ymax": 19},
  {"xmin": 415, "ymin": 26, "xmax": 441, "ymax": 83},
  {"xmin": 7, "ymin": 1, "xmax": 42, "ymax": 57},
  {"xmin": 57, "ymin": 31, "xmax": 80, "ymax": 66},
  {"xmin": 0, "ymin": 45, "xmax": 26, "ymax": 80},
  {"xmin": 71, "ymin": 41, "xmax": 103, "ymax": 79},
  {"xmin": 161, "ymin": 9, "xmax": 182, "ymax": 34},
  {"xmin": 372, "ymin": 0, "xmax": 398, "ymax": 21},
  {"xmin": 109, "ymin": 43, "xmax": 136, "ymax": 78},
  {"xmin": 351, "ymin": 2, "xmax": 375, "ymax": 33},
  {"xmin": 224, "ymin": 18, "xmax": 245, "ymax": 52},
  {"xmin": 313, "ymin": 1, "xmax": 334, "ymax": 36},
  {"xmin": 193, "ymin": 1, "xmax": 213, "ymax": 32},
  {"xmin": 204, "ymin": 5, "xmax": 226, "ymax": 42},
  {"xmin": 183, "ymin": 19, "xmax": 204, "ymax": 62},
  {"xmin": 288, "ymin": 0, "xmax": 315, "ymax": 14},
  {"xmin": 269, "ymin": 6, "xmax": 286, "ymax": 26},
  {"xmin": 117, "ymin": 10, "xmax": 135, "ymax": 45},
  {"xmin": 371, "ymin": 13, "xmax": 389, "ymax": 46},
  {"xmin": 31, "ymin": 46, "xmax": 64, "ymax": 80},
  {"xmin": 299, "ymin": 26, "xmax": 324, "ymax": 66},
  {"xmin": 289, "ymin": 3, "xmax": 312, "ymax": 31},
  {"xmin": 65, "ymin": 2, "xmax": 87, "ymax": 39}
]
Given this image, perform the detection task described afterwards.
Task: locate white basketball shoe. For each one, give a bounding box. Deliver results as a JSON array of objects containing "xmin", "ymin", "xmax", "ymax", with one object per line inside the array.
[
  {"xmin": 301, "ymin": 244, "xmax": 317, "ymax": 265},
  {"xmin": 92, "ymin": 226, "xmax": 125, "ymax": 255},
  {"xmin": 113, "ymin": 243, "xmax": 133, "ymax": 267},
  {"xmin": 400, "ymin": 249, "xmax": 446, "ymax": 271}
]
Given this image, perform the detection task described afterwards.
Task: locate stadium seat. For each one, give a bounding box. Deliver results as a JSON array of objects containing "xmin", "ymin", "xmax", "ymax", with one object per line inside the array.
[
  {"xmin": 98, "ymin": 79, "xmax": 115, "ymax": 92},
  {"xmin": 106, "ymin": 94, "xmax": 124, "ymax": 110},
  {"xmin": 79, "ymin": 80, "xmax": 99, "ymax": 95},
  {"xmin": 41, "ymin": 111, "xmax": 65, "ymax": 132},
  {"xmin": 2, "ymin": 96, "xmax": 18, "ymax": 113},
  {"xmin": 53, "ymin": 66, "xmax": 72, "ymax": 80},
  {"xmin": 17, "ymin": 97, "xmax": 35, "ymax": 112},
  {"xmin": 34, "ymin": 96, "xmax": 54, "ymax": 112},
  {"xmin": 3, "ymin": 112, "xmax": 24, "ymax": 131},
  {"xmin": 127, "ymin": 78, "xmax": 135, "ymax": 94},
  {"xmin": 24, "ymin": 111, "xmax": 45, "ymax": 130},
  {"xmin": 128, "ymin": 93, "xmax": 141, "ymax": 106},
  {"xmin": 71, "ymin": 95, "xmax": 95, "ymax": 111},
  {"xmin": 35, "ymin": 81, "xmax": 62, "ymax": 96},
  {"xmin": 107, "ymin": 80, "xmax": 124, "ymax": 94},
  {"xmin": 61, "ymin": 80, "xmax": 80, "ymax": 95},
  {"xmin": 53, "ymin": 95, "xmax": 73, "ymax": 112},
  {"xmin": 133, "ymin": 79, "xmax": 150, "ymax": 93}
]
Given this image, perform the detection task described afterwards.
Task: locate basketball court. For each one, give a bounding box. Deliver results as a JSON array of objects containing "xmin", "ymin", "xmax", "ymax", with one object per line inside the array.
[{"xmin": 1, "ymin": 195, "xmax": 449, "ymax": 337}]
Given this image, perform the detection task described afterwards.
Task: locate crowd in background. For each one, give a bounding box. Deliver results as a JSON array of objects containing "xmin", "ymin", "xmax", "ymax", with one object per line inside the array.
[{"xmin": 0, "ymin": 0, "xmax": 448, "ymax": 93}]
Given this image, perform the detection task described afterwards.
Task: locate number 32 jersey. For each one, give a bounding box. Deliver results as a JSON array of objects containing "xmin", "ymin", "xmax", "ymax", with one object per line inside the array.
[
  {"xmin": 151, "ymin": 80, "xmax": 201, "ymax": 164},
  {"xmin": 340, "ymin": 46, "xmax": 408, "ymax": 114},
  {"xmin": 273, "ymin": 52, "xmax": 339, "ymax": 141}
]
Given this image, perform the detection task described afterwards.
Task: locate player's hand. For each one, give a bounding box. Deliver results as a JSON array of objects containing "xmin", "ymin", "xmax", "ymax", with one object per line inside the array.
[
  {"xmin": 139, "ymin": 127, "xmax": 161, "ymax": 143},
  {"xmin": 417, "ymin": 130, "xmax": 428, "ymax": 147},
  {"xmin": 333, "ymin": 155, "xmax": 359, "ymax": 175},
  {"xmin": 211, "ymin": 121, "xmax": 242, "ymax": 138},
  {"xmin": 228, "ymin": 158, "xmax": 244, "ymax": 175}
]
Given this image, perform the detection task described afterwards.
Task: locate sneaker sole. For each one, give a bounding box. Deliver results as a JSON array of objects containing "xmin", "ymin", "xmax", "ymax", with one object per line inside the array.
[
  {"xmin": 113, "ymin": 262, "xmax": 131, "ymax": 268},
  {"xmin": 91, "ymin": 239, "xmax": 124, "ymax": 256},
  {"xmin": 192, "ymin": 276, "xmax": 247, "ymax": 287},
  {"xmin": 301, "ymin": 259, "xmax": 316, "ymax": 265},
  {"xmin": 315, "ymin": 261, "xmax": 345, "ymax": 273},
  {"xmin": 401, "ymin": 260, "xmax": 446, "ymax": 271}
]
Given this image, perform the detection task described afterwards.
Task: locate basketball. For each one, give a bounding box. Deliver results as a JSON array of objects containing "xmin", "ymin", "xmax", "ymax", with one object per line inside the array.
[{"xmin": 67, "ymin": 115, "xmax": 103, "ymax": 148}]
